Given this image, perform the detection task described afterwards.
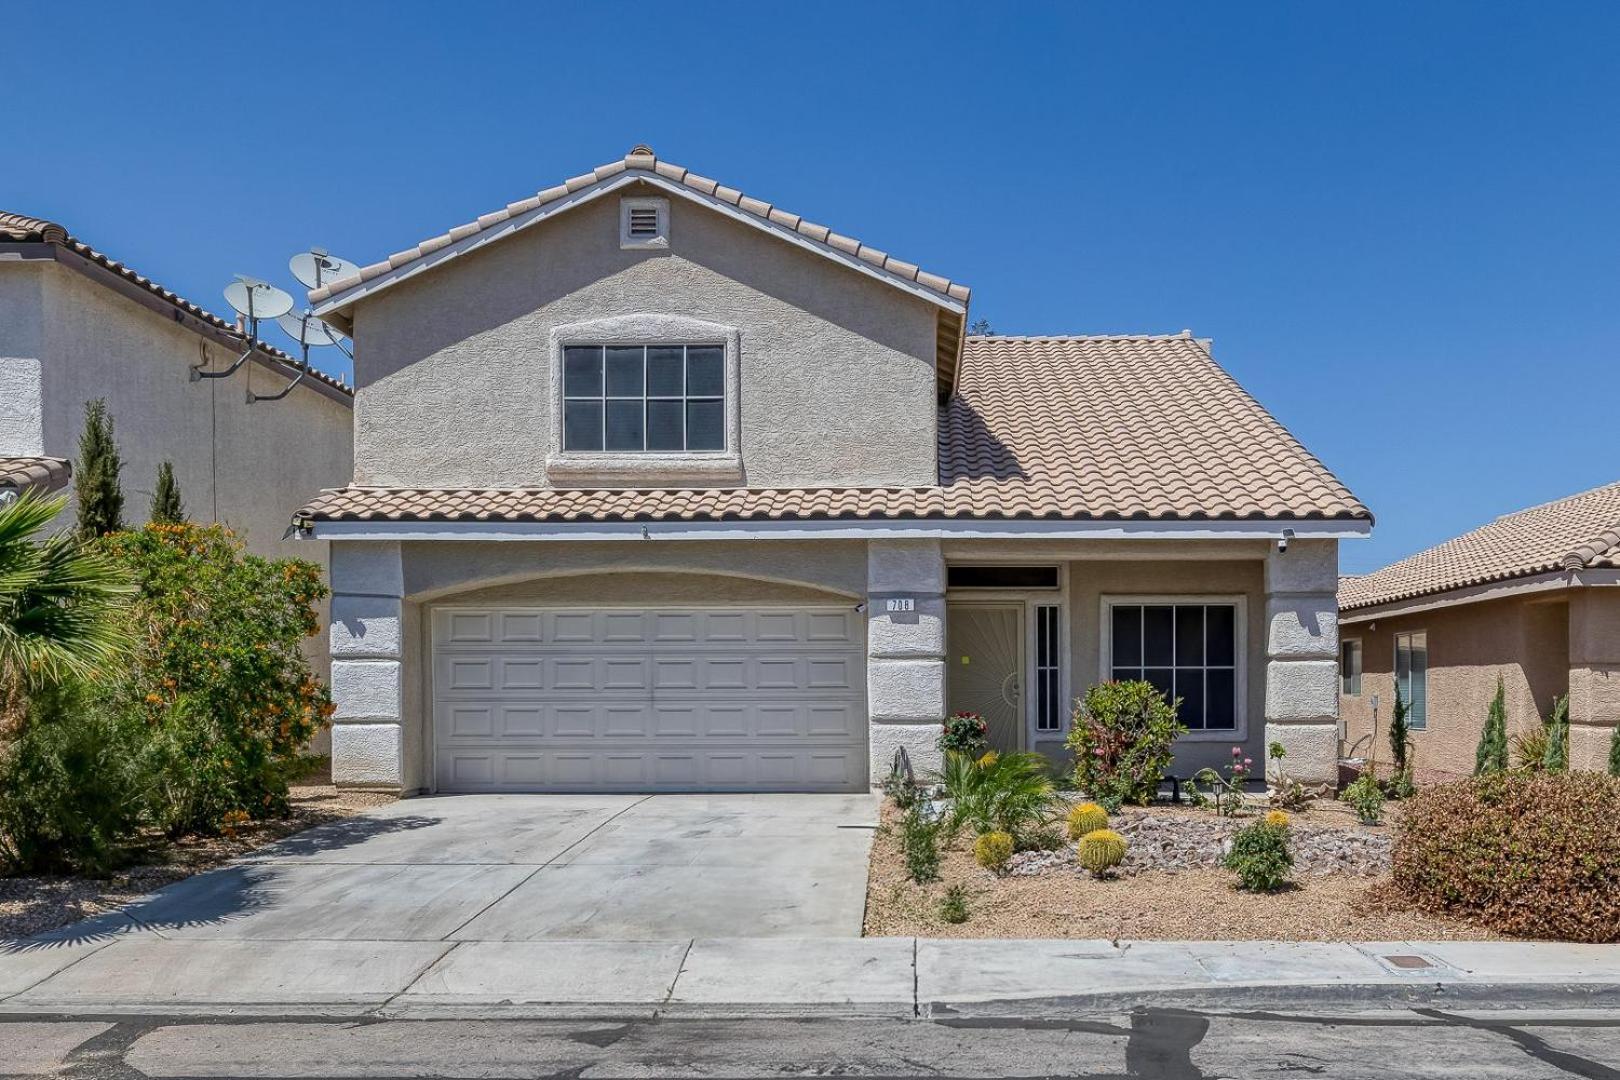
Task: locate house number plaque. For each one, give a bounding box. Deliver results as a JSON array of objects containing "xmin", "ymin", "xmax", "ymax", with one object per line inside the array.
[{"xmin": 884, "ymin": 597, "xmax": 916, "ymax": 613}]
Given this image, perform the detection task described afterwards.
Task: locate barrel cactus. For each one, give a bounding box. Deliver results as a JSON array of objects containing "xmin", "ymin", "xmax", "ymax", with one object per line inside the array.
[
  {"xmin": 973, "ymin": 830, "xmax": 1015, "ymax": 872},
  {"xmin": 1067, "ymin": 801, "xmax": 1109, "ymax": 840},
  {"xmin": 1077, "ymin": 828, "xmax": 1127, "ymax": 878}
]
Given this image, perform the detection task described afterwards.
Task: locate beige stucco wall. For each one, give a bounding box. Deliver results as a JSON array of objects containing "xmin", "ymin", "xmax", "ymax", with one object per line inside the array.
[
  {"xmin": 1340, "ymin": 593, "xmax": 1573, "ymax": 781},
  {"xmin": 347, "ymin": 186, "xmax": 941, "ymax": 490},
  {"xmin": 0, "ymin": 260, "xmax": 354, "ymax": 685},
  {"xmin": 1569, "ymin": 588, "xmax": 1620, "ymax": 772}
]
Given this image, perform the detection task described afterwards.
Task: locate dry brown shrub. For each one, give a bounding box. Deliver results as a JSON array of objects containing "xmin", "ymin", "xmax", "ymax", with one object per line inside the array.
[{"xmin": 1393, "ymin": 771, "xmax": 1620, "ymax": 942}]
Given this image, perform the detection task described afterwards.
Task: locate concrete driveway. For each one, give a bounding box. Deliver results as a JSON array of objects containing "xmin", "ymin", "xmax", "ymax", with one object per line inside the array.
[{"xmin": 37, "ymin": 793, "xmax": 879, "ymax": 945}]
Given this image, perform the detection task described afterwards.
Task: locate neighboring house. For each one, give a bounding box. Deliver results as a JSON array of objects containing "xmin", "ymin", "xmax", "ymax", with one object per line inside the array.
[
  {"xmin": 0, "ymin": 455, "xmax": 72, "ymax": 501},
  {"xmin": 1339, "ymin": 482, "xmax": 1620, "ymax": 780},
  {"xmin": 294, "ymin": 146, "xmax": 1369, "ymax": 795},
  {"xmin": 0, "ymin": 211, "xmax": 354, "ymax": 676}
]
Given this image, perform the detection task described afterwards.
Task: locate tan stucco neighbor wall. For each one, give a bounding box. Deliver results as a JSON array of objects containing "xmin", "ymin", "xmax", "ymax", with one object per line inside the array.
[
  {"xmin": 1340, "ymin": 593, "xmax": 1575, "ymax": 782},
  {"xmin": 347, "ymin": 189, "xmax": 941, "ymax": 491}
]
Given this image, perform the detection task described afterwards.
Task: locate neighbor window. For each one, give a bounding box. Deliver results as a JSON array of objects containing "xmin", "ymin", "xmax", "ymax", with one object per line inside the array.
[
  {"xmin": 1109, "ymin": 602, "xmax": 1238, "ymax": 731},
  {"xmin": 1034, "ymin": 604, "xmax": 1062, "ymax": 733},
  {"xmin": 1341, "ymin": 639, "xmax": 1362, "ymax": 696},
  {"xmin": 1395, "ymin": 631, "xmax": 1428, "ymax": 730},
  {"xmin": 562, "ymin": 344, "xmax": 725, "ymax": 452}
]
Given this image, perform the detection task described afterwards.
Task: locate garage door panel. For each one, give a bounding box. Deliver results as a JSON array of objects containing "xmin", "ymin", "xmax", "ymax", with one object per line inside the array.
[{"xmin": 433, "ymin": 605, "xmax": 867, "ymax": 793}]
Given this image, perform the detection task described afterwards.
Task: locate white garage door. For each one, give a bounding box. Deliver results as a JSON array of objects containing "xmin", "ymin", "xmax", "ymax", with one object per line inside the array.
[{"xmin": 431, "ymin": 606, "xmax": 868, "ymax": 793}]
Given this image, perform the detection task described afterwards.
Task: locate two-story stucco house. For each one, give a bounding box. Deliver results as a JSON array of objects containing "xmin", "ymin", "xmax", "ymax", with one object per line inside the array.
[
  {"xmin": 0, "ymin": 211, "xmax": 355, "ymax": 677},
  {"xmin": 294, "ymin": 147, "xmax": 1370, "ymax": 795}
]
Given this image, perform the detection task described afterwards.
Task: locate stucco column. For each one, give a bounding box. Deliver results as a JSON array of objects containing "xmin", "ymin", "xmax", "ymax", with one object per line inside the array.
[
  {"xmin": 1569, "ymin": 589, "xmax": 1620, "ymax": 772},
  {"xmin": 1263, "ymin": 538, "xmax": 1340, "ymax": 788},
  {"xmin": 866, "ymin": 539, "xmax": 947, "ymax": 785},
  {"xmin": 328, "ymin": 540, "xmax": 407, "ymax": 790}
]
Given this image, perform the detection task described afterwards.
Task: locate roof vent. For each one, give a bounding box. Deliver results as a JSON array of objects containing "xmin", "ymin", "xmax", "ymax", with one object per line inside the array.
[{"xmin": 620, "ymin": 196, "xmax": 669, "ymax": 250}]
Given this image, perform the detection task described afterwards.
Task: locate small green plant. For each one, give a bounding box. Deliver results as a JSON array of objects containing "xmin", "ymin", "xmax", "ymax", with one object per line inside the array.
[
  {"xmin": 882, "ymin": 762, "xmax": 922, "ymax": 810},
  {"xmin": 1066, "ymin": 801, "xmax": 1109, "ymax": 840},
  {"xmin": 149, "ymin": 460, "xmax": 185, "ymax": 525},
  {"xmin": 1225, "ymin": 819, "xmax": 1293, "ymax": 891},
  {"xmin": 1543, "ymin": 693, "xmax": 1570, "ymax": 773},
  {"xmin": 938, "ymin": 884, "xmax": 970, "ymax": 924},
  {"xmin": 1192, "ymin": 746, "xmax": 1254, "ymax": 817},
  {"xmin": 1344, "ymin": 770, "xmax": 1385, "ymax": 825},
  {"xmin": 1077, "ymin": 828, "xmax": 1127, "ymax": 878},
  {"xmin": 1067, "ymin": 679, "xmax": 1185, "ymax": 805},
  {"xmin": 1475, "ymin": 676, "xmax": 1509, "ymax": 776},
  {"xmin": 1611, "ymin": 723, "xmax": 1620, "ymax": 778},
  {"xmin": 1267, "ymin": 741, "xmax": 1310, "ymax": 810},
  {"xmin": 1513, "ymin": 725, "xmax": 1549, "ymax": 771},
  {"xmin": 900, "ymin": 802, "xmax": 942, "ymax": 884},
  {"xmin": 75, "ymin": 398, "xmax": 125, "ymax": 539},
  {"xmin": 1179, "ymin": 778, "xmax": 1210, "ymax": 808},
  {"xmin": 1388, "ymin": 685, "xmax": 1414, "ymax": 794},
  {"xmin": 973, "ymin": 830, "xmax": 1015, "ymax": 872},
  {"xmin": 939, "ymin": 711, "xmax": 989, "ymax": 756},
  {"xmin": 937, "ymin": 749, "xmax": 1057, "ymax": 844}
]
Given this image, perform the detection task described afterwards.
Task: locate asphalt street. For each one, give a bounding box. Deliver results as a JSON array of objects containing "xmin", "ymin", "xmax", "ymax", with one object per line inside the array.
[{"xmin": 6, "ymin": 1006, "xmax": 1620, "ymax": 1079}]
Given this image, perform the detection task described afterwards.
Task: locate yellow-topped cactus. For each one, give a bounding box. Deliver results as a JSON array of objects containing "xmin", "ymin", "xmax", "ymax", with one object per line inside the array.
[
  {"xmin": 973, "ymin": 830, "xmax": 1015, "ymax": 872},
  {"xmin": 1067, "ymin": 801, "xmax": 1109, "ymax": 840},
  {"xmin": 1264, "ymin": 809, "xmax": 1291, "ymax": 828},
  {"xmin": 1077, "ymin": 828, "xmax": 1127, "ymax": 878}
]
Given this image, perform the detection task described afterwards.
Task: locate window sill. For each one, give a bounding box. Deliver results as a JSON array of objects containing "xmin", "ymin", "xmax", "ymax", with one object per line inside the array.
[{"xmin": 545, "ymin": 452, "xmax": 744, "ymax": 488}]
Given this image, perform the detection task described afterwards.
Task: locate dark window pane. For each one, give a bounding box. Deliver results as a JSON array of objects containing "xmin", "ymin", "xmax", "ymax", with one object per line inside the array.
[
  {"xmin": 605, "ymin": 346, "xmax": 644, "ymax": 397},
  {"xmin": 563, "ymin": 346, "xmax": 602, "ymax": 397},
  {"xmin": 687, "ymin": 346, "xmax": 724, "ymax": 396},
  {"xmin": 1112, "ymin": 606, "xmax": 1142, "ymax": 666},
  {"xmin": 686, "ymin": 399, "xmax": 724, "ymax": 450},
  {"xmin": 1175, "ymin": 606, "xmax": 1205, "ymax": 666},
  {"xmin": 947, "ymin": 566, "xmax": 1060, "ymax": 589},
  {"xmin": 647, "ymin": 347, "xmax": 684, "ymax": 396},
  {"xmin": 1143, "ymin": 668, "xmax": 1174, "ymax": 707},
  {"xmin": 646, "ymin": 400, "xmax": 683, "ymax": 451},
  {"xmin": 1206, "ymin": 668, "xmax": 1236, "ymax": 729},
  {"xmin": 604, "ymin": 399, "xmax": 644, "ymax": 451},
  {"xmin": 1206, "ymin": 605, "xmax": 1236, "ymax": 666},
  {"xmin": 1112, "ymin": 668, "xmax": 1141, "ymax": 686},
  {"xmin": 1177, "ymin": 669, "xmax": 1205, "ymax": 729},
  {"xmin": 563, "ymin": 399, "xmax": 602, "ymax": 450},
  {"xmin": 1143, "ymin": 606, "xmax": 1174, "ymax": 666}
]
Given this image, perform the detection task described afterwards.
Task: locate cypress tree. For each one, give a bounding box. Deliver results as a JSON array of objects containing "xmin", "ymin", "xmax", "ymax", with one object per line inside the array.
[
  {"xmin": 150, "ymin": 460, "xmax": 185, "ymax": 525},
  {"xmin": 1609, "ymin": 722, "xmax": 1620, "ymax": 778},
  {"xmin": 74, "ymin": 398, "xmax": 124, "ymax": 539},
  {"xmin": 1475, "ymin": 676, "xmax": 1509, "ymax": 776},
  {"xmin": 1388, "ymin": 684, "xmax": 1411, "ymax": 776},
  {"xmin": 1542, "ymin": 693, "xmax": 1569, "ymax": 773}
]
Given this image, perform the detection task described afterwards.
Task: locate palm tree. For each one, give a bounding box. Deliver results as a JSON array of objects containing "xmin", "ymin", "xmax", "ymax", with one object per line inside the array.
[{"xmin": 0, "ymin": 490, "xmax": 133, "ymax": 687}]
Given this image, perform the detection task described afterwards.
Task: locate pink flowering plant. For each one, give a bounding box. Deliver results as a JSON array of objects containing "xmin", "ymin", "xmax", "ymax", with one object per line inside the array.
[
  {"xmin": 1191, "ymin": 746, "xmax": 1255, "ymax": 817},
  {"xmin": 1065, "ymin": 680, "xmax": 1186, "ymax": 806},
  {"xmin": 940, "ymin": 711, "xmax": 990, "ymax": 756}
]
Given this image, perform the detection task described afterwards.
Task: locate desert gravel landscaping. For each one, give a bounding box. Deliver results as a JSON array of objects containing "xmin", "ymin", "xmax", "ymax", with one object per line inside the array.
[
  {"xmin": 863, "ymin": 799, "xmax": 1499, "ymax": 941},
  {"xmin": 0, "ymin": 770, "xmax": 394, "ymax": 939}
]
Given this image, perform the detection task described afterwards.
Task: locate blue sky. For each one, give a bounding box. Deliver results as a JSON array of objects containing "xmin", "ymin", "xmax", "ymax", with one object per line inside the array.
[{"xmin": 6, "ymin": 2, "xmax": 1617, "ymax": 573}]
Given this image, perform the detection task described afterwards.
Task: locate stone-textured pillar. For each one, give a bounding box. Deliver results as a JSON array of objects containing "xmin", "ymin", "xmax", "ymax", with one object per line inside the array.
[
  {"xmin": 1568, "ymin": 589, "xmax": 1620, "ymax": 772},
  {"xmin": 866, "ymin": 539, "xmax": 947, "ymax": 785},
  {"xmin": 1263, "ymin": 538, "xmax": 1341, "ymax": 788},
  {"xmin": 329, "ymin": 540, "xmax": 407, "ymax": 790}
]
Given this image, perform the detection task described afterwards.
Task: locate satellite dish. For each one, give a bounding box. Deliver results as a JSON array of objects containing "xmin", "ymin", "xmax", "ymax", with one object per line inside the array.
[
  {"xmin": 289, "ymin": 249, "xmax": 361, "ymax": 290},
  {"xmin": 276, "ymin": 312, "xmax": 343, "ymax": 348},
  {"xmin": 223, "ymin": 275, "xmax": 294, "ymax": 322}
]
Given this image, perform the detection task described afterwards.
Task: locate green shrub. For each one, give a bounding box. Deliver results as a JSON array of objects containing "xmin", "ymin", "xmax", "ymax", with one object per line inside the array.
[
  {"xmin": 900, "ymin": 802, "xmax": 942, "ymax": 884},
  {"xmin": 1225, "ymin": 820, "xmax": 1292, "ymax": 891},
  {"xmin": 1611, "ymin": 724, "xmax": 1620, "ymax": 778},
  {"xmin": 1394, "ymin": 772, "xmax": 1620, "ymax": 941},
  {"xmin": 1543, "ymin": 694, "xmax": 1570, "ymax": 773},
  {"xmin": 1066, "ymin": 680, "xmax": 1185, "ymax": 806},
  {"xmin": 973, "ymin": 830, "xmax": 1015, "ymax": 872},
  {"xmin": 0, "ymin": 683, "xmax": 151, "ymax": 875},
  {"xmin": 1344, "ymin": 771, "xmax": 1384, "ymax": 824},
  {"xmin": 94, "ymin": 524, "xmax": 333, "ymax": 834},
  {"xmin": 1066, "ymin": 801, "xmax": 1109, "ymax": 840},
  {"xmin": 1077, "ymin": 828, "xmax": 1127, "ymax": 878},
  {"xmin": 1475, "ymin": 677, "xmax": 1509, "ymax": 776},
  {"xmin": 938, "ymin": 750, "xmax": 1057, "ymax": 843},
  {"xmin": 939, "ymin": 711, "xmax": 989, "ymax": 756},
  {"xmin": 938, "ymin": 884, "xmax": 970, "ymax": 924}
]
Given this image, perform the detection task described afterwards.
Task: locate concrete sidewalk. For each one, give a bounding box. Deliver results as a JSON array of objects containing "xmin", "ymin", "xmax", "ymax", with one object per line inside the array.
[{"xmin": 1, "ymin": 936, "xmax": 1616, "ymax": 1018}]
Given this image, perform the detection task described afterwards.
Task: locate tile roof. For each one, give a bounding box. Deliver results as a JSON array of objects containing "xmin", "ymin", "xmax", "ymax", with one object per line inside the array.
[
  {"xmin": 1339, "ymin": 480, "xmax": 1620, "ymax": 611},
  {"xmin": 306, "ymin": 146, "xmax": 970, "ymax": 310},
  {"xmin": 299, "ymin": 333, "xmax": 1369, "ymax": 526},
  {"xmin": 0, "ymin": 212, "xmax": 352, "ymax": 400},
  {"xmin": 0, "ymin": 457, "xmax": 70, "ymax": 496}
]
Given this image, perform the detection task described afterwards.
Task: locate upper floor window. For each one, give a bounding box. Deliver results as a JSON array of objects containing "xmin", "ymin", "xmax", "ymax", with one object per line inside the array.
[
  {"xmin": 562, "ymin": 344, "xmax": 725, "ymax": 453},
  {"xmin": 1394, "ymin": 631, "xmax": 1428, "ymax": 729}
]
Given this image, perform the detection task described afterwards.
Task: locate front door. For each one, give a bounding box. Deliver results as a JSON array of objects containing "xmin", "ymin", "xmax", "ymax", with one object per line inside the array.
[{"xmin": 946, "ymin": 603, "xmax": 1024, "ymax": 755}]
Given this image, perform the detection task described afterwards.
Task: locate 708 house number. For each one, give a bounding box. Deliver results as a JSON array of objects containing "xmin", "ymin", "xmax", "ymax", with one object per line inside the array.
[{"xmin": 884, "ymin": 598, "xmax": 916, "ymax": 612}]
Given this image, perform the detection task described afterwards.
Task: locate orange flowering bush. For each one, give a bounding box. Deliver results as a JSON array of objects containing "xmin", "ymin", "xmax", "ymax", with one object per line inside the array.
[{"xmin": 96, "ymin": 523, "xmax": 333, "ymax": 834}]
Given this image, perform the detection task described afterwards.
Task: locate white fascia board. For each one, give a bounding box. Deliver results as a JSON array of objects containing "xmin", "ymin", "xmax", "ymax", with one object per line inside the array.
[
  {"xmin": 311, "ymin": 171, "xmax": 966, "ymax": 321},
  {"xmin": 306, "ymin": 517, "xmax": 1371, "ymax": 542},
  {"xmin": 1338, "ymin": 568, "xmax": 1620, "ymax": 623}
]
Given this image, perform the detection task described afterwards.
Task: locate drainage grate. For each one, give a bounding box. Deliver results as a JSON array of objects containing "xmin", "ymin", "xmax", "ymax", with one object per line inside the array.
[{"xmin": 1383, "ymin": 954, "xmax": 1434, "ymax": 969}]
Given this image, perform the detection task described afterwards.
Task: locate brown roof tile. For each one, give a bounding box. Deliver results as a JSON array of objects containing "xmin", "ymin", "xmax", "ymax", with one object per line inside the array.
[
  {"xmin": 306, "ymin": 147, "xmax": 970, "ymax": 310},
  {"xmin": 299, "ymin": 334, "xmax": 1368, "ymax": 526},
  {"xmin": 1339, "ymin": 480, "xmax": 1620, "ymax": 610},
  {"xmin": 0, "ymin": 457, "xmax": 71, "ymax": 496}
]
